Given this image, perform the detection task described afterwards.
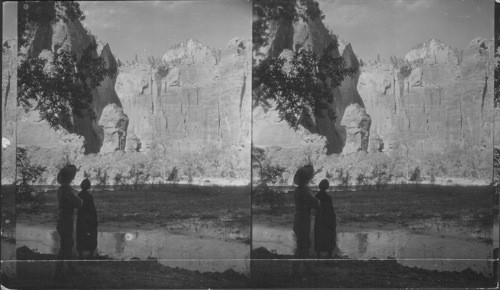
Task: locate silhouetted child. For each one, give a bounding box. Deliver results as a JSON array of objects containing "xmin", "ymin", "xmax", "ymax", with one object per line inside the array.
[
  {"xmin": 314, "ymin": 179, "xmax": 337, "ymax": 258},
  {"xmin": 76, "ymin": 178, "xmax": 98, "ymax": 259}
]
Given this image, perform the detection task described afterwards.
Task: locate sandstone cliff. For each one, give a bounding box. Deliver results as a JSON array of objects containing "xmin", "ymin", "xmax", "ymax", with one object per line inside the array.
[
  {"xmin": 2, "ymin": 39, "xmax": 17, "ymax": 184},
  {"xmin": 115, "ymin": 38, "xmax": 251, "ymax": 159},
  {"xmin": 358, "ymin": 38, "xmax": 494, "ymax": 154},
  {"xmin": 17, "ymin": 17, "xmax": 124, "ymax": 154},
  {"xmin": 252, "ymin": 16, "xmax": 364, "ymax": 154}
]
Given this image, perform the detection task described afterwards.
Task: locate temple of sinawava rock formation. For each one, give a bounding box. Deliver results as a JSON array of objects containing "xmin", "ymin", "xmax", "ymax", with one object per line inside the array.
[
  {"xmin": 5, "ymin": 9, "xmax": 493, "ymax": 164},
  {"xmin": 115, "ymin": 38, "xmax": 251, "ymax": 157},
  {"xmin": 9, "ymin": 13, "xmax": 251, "ymax": 163},
  {"xmin": 252, "ymin": 13, "xmax": 494, "ymax": 157}
]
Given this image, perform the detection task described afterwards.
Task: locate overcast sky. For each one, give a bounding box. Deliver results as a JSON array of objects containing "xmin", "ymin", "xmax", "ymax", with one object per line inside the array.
[
  {"xmin": 318, "ymin": 0, "xmax": 494, "ymax": 62},
  {"xmin": 79, "ymin": 1, "xmax": 251, "ymax": 61},
  {"xmin": 3, "ymin": 0, "xmax": 494, "ymax": 62},
  {"xmin": 3, "ymin": 2, "xmax": 17, "ymax": 39}
]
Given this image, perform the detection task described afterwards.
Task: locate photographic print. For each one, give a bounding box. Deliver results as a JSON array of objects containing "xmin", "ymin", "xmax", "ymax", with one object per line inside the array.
[
  {"xmin": 251, "ymin": 0, "xmax": 497, "ymax": 287},
  {"xmin": 2, "ymin": 1, "xmax": 251, "ymax": 288}
]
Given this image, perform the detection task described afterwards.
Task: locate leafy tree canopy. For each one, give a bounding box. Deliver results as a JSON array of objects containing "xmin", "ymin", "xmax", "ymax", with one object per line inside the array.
[
  {"xmin": 253, "ymin": 0, "xmax": 356, "ymax": 130},
  {"xmin": 253, "ymin": 0, "xmax": 323, "ymax": 50},
  {"xmin": 18, "ymin": 1, "xmax": 116, "ymax": 129},
  {"xmin": 19, "ymin": 1, "xmax": 85, "ymax": 48}
]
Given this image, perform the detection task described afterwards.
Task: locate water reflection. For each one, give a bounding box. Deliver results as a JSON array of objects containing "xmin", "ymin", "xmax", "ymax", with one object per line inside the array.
[
  {"xmin": 16, "ymin": 222, "xmax": 250, "ymax": 274},
  {"xmin": 356, "ymin": 233, "xmax": 368, "ymax": 255},
  {"xmin": 113, "ymin": 233, "xmax": 126, "ymax": 255},
  {"xmin": 253, "ymin": 223, "xmax": 493, "ymax": 275}
]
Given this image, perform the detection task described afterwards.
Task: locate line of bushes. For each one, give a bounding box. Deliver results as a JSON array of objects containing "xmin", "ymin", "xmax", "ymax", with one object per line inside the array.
[
  {"xmin": 21, "ymin": 143, "xmax": 250, "ymax": 187},
  {"xmin": 254, "ymin": 141, "xmax": 492, "ymax": 188}
]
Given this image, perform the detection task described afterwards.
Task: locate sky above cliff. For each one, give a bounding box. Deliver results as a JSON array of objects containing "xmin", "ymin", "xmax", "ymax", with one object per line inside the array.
[
  {"xmin": 2, "ymin": 2, "xmax": 17, "ymax": 39},
  {"xmin": 79, "ymin": 0, "xmax": 251, "ymax": 62},
  {"xmin": 318, "ymin": 0, "xmax": 494, "ymax": 62}
]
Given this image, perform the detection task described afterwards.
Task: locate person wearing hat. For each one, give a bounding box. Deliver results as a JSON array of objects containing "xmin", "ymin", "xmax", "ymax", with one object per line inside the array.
[
  {"xmin": 314, "ymin": 179, "xmax": 337, "ymax": 258},
  {"xmin": 55, "ymin": 165, "xmax": 82, "ymax": 278},
  {"xmin": 292, "ymin": 165, "xmax": 320, "ymax": 279}
]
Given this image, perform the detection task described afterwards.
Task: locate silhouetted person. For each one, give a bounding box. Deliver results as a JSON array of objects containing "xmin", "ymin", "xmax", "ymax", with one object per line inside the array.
[
  {"xmin": 292, "ymin": 165, "xmax": 319, "ymax": 280},
  {"xmin": 54, "ymin": 165, "xmax": 82, "ymax": 279},
  {"xmin": 76, "ymin": 178, "xmax": 98, "ymax": 259},
  {"xmin": 314, "ymin": 179, "xmax": 337, "ymax": 258}
]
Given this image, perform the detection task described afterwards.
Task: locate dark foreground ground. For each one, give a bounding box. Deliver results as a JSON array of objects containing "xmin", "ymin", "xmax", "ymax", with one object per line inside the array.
[
  {"xmin": 1, "ymin": 246, "xmax": 248, "ymax": 289},
  {"xmin": 251, "ymin": 247, "xmax": 496, "ymax": 288},
  {"xmin": 1, "ymin": 184, "xmax": 251, "ymax": 288},
  {"xmin": 252, "ymin": 184, "xmax": 498, "ymax": 287}
]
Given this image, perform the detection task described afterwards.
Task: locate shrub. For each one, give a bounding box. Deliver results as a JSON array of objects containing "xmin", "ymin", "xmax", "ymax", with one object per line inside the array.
[
  {"xmin": 409, "ymin": 167, "xmax": 422, "ymax": 183},
  {"xmin": 356, "ymin": 172, "xmax": 366, "ymax": 186},
  {"xmin": 371, "ymin": 166, "xmax": 393, "ymax": 190},
  {"xmin": 16, "ymin": 147, "xmax": 46, "ymax": 203},
  {"xmin": 261, "ymin": 164, "xmax": 286, "ymax": 185},
  {"xmin": 167, "ymin": 167, "xmax": 180, "ymax": 184},
  {"xmin": 252, "ymin": 184, "xmax": 286, "ymax": 211},
  {"xmin": 94, "ymin": 167, "xmax": 109, "ymax": 186},
  {"xmin": 113, "ymin": 172, "xmax": 123, "ymax": 188},
  {"xmin": 336, "ymin": 168, "xmax": 351, "ymax": 188}
]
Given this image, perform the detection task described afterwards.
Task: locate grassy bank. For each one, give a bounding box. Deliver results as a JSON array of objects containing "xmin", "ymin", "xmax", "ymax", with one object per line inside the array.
[
  {"xmin": 16, "ymin": 184, "xmax": 251, "ymax": 241},
  {"xmin": 253, "ymin": 184, "xmax": 494, "ymax": 231}
]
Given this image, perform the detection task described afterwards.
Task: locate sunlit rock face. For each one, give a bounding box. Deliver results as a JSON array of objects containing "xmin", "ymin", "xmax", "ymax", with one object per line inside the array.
[
  {"xmin": 252, "ymin": 15, "xmax": 364, "ymax": 154},
  {"xmin": 358, "ymin": 38, "xmax": 494, "ymax": 155},
  {"xmin": 115, "ymin": 38, "xmax": 251, "ymax": 161},
  {"xmin": 2, "ymin": 39, "xmax": 16, "ymax": 146},
  {"xmin": 17, "ymin": 16, "xmax": 124, "ymax": 154},
  {"xmin": 2, "ymin": 39, "xmax": 17, "ymax": 184},
  {"xmin": 341, "ymin": 104, "xmax": 371, "ymax": 155},
  {"xmin": 99, "ymin": 104, "xmax": 129, "ymax": 154}
]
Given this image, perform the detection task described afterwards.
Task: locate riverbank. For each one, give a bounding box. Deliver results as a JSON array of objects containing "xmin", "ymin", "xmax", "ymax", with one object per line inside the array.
[
  {"xmin": 17, "ymin": 184, "xmax": 251, "ymax": 243},
  {"xmin": 250, "ymin": 247, "xmax": 495, "ymax": 288},
  {"xmin": 2, "ymin": 246, "xmax": 249, "ymax": 289},
  {"xmin": 254, "ymin": 184, "xmax": 495, "ymax": 232}
]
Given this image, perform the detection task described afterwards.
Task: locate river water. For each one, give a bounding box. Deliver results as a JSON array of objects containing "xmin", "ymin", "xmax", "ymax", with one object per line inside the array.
[
  {"xmin": 14, "ymin": 222, "xmax": 250, "ymax": 274},
  {"xmin": 253, "ymin": 220, "xmax": 497, "ymax": 276}
]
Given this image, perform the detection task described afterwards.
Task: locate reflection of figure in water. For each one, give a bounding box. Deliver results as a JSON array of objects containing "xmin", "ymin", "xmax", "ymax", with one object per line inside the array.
[
  {"xmin": 76, "ymin": 178, "xmax": 98, "ymax": 259},
  {"xmin": 356, "ymin": 233, "xmax": 369, "ymax": 256},
  {"xmin": 314, "ymin": 179, "xmax": 337, "ymax": 258},
  {"xmin": 292, "ymin": 165, "xmax": 319, "ymax": 279},
  {"xmin": 113, "ymin": 233, "xmax": 127, "ymax": 256},
  {"xmin": 55, "ymin": 165, "xmax": 82, "ymax": 279}
]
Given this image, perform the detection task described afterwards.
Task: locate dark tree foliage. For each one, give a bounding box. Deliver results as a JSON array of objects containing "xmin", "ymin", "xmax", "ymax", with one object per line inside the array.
[
  {"xmin": 253, "ymin": 0, "xmax": 323, "ymax": 53},
  {"xmin": 398, "ymin": 64, "xmax": 412, "ymax": 79},
  {"xmin": 19, "ymin": 43, "xmax": 116, "ymax": 129},
  {"xmin": 254, "ymin": 40, "xmax": 356, "ymax": 129},
  {"xmin": 16, "ymin": 147, "xmax": 46, "ymax": 202},
  {"xmin": 253, "ymin": 0, "xmax": 355, "ymax": 130},
  {"xmin": 18, "ymin": 1, "xmax": 85, "ymax": 47},
  {"xmin": 18, "ymin": 1, "xmax": 116, "ymax": 129}
]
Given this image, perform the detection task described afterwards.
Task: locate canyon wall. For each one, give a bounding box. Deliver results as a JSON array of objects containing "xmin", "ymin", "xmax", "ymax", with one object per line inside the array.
[
  {"xmin": 17, "ymin": 18, "xmax": 124, "ymax": 154},
  {"xmin": 253, "ymin": 9, "xmax": 493, "ymax": 158},
  {"xmin": 358, "ymin": 38, "xmax": 494, "ymax": 154},
  {"xmin": 2, "ymin": 39, "xmax": 17, "ymax": 184},
  {"xmin": 115, "ymin": 38, "xmax": 251, "ymax": 159},
  {"xmin": 253, "ymin": 16, "xmax": 364, "ymax": 154}
]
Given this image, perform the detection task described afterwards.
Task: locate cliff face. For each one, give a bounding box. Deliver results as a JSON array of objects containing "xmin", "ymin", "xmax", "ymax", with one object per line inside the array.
[
  {"xmin": 17, "ymin": 18, "xmax": 124, "ymax": 153},
  {"xmin": 2, "ymin": 39, "xmax": 17, "ymax": 184},
  {"xmin": 253, "ymin": 17, "xmax": 364, "ymax": 154},
  {"xmin": 358, "ymin": 38, "xmax": 494, "ymax": 154},
  {"xmin": 115, "ymin": 38, "xmax": 251, "ymax": 158},
  {"xmin": 2, "ymin": 40, "xmax": 17, "ymax": 146}
]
